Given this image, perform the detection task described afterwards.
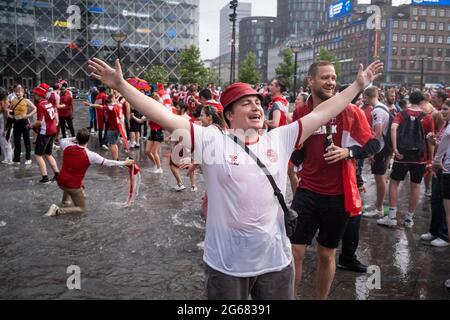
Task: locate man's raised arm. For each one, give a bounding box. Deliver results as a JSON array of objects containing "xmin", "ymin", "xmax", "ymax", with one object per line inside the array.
[{"xmin": 88, "ymin": 58, "xmax": 190, "ymax": 133}]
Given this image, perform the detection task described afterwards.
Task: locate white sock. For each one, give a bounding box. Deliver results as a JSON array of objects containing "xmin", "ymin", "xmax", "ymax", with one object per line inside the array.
[
  {"xmin": 406, "ymin": 212, "xmax": 414, "ymax": 220},
  {"xmin": 388, "ymin": 207, "xmax": 397, "ymax": 219}
]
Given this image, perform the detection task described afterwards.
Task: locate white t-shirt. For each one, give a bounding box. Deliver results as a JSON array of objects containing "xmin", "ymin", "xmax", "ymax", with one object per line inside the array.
[
  {"xmin": 434, "ymin": 124, "xmax": 450, "ymax": 174},
  {"xmin": 191, "ymin": 121, "xmax": 302, "ymax": 277},
  {"xmin": 371, "ymin": 103, "xmax": 390, "ymax": 150}
]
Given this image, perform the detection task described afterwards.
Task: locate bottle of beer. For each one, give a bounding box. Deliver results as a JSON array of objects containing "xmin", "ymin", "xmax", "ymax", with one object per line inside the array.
[{"xmin": 324, "ymin": 125, "xmax": 333, "ymax": 154}]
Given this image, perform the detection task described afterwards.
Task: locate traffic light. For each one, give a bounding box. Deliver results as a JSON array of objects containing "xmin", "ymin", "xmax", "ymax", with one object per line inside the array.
[{"xmin": 229, "ymin": 0, "xmax": 238, "ymax": 9}]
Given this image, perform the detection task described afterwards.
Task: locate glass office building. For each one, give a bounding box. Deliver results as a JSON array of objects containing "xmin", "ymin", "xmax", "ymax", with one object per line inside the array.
[
  {"xmin": 0, "ymin": 0, "xmax": 199, "ymax": 90},
  {"xmin": 277, "ymin": 0, "xmax": 328, "ymax": 40}
]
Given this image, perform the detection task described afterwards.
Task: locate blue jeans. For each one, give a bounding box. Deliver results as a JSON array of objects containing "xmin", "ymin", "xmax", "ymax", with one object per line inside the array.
[{"xmin": 430, "ymin": 174, "xmax": 449, "ymax": 241}]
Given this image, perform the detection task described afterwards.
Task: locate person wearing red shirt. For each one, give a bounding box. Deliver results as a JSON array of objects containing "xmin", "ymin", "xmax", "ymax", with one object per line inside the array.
[
  {"xmin": 85, "ymin": 95, "xmax": 123, "ymax": 160},
  {"xmin": 58, "ymin": 83, "xmax": 75, "ymax": 138},
  {"xmin": 45, "ymin": 128, "xmax": 134, "ymax": 217},
  {"xmin": 266, "ymin": 78, "xmax": 289, "ymax": 130},
  {"xmin": 290, "ymin": 62, "xmax": 380, "ymax": 299},
  {"xmin": 378, "ymin": 91, "xmax": 434, "ymax": 229},
  {"xmin": 95, "ymin": 87, "xmax": 108, "ymax": 150},
  {"xmin": 32, "ymin": 83, "xmax": 60, "ymax": 184}
]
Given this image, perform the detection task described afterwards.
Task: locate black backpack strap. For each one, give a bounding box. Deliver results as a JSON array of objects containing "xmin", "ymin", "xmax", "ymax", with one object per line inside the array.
[
  {"xmin": 417, "ymin": 112, "xmax": 427, "ymax": 122},
  {"xmin": 374, "ymin": 104, "xmax": 389, "ymax": 114},
  {"xmin": 227, "ymin": 133, "xmax": 290, "ymax": 214}
]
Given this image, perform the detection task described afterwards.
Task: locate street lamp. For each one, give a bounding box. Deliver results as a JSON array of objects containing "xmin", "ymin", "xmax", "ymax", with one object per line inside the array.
[
  {"xmin": 289, "ymin": 41, "xmax": 302, "ymax": 100},
  {"xmin": 420, "ymin": 57, "xmax": 425, "ymax": 91},
  {"xmin": 229, "ymin": 0, "xmax": 238, "ymax": 84},
  {"xmin": 111, "ymin": 32, "xmax": 127, "ymax": 62}
]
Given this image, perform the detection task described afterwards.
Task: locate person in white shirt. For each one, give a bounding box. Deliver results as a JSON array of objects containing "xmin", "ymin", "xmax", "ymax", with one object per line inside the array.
[
  {"xmin": 88, "ymin": 57, "xmax": 383, "ymax": 300},
  {"xmin": 363, "ymin": 86, "xmax": 390, "ymax": 218}
]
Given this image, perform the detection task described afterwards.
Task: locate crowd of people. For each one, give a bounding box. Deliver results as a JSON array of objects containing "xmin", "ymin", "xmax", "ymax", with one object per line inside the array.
[{"xmin": 1, "ymin": 56, "xmax": 449, "ymax": 299}]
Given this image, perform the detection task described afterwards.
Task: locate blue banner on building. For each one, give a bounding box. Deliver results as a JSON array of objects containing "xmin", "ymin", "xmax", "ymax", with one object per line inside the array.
[
  {"xmin": 412, "ymin": 0, "xmax": 450, "ymax": 5},
  {"xmin": 329, "ymin": 0, "xmax": 352, "ymax": 20}
]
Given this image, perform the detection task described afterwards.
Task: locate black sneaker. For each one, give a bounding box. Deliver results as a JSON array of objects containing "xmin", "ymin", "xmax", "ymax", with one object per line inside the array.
[
  {"xmin": 39, "ymin": 177, "xmax": 50, "ymax": 184},
  {"xmin": 337, "ymin": 259, "xmax": 368, "ymax": 273}
]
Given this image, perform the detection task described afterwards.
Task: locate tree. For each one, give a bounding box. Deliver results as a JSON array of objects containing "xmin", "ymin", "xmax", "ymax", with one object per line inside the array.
[
  {"xmin": 238, "ymin": 52, "xmax": 261, "ymax": 85},
  {"xmin": 179, "ymin": 45, "xmax": 207, "ymax": 85},
  {"xmin": 202, "ymin": 68, "xmax": 221, "ymax": 87},
  {"xmin": 142, "ymin": 65, "xmax": 169, "ymax": 85},
  {"xmin": 318, "ymin": 48, "xmax": 342, "ymax": 79},
  {"xmin": 275, "ymin": 48, "xmax": 294, "ymax": 90}
]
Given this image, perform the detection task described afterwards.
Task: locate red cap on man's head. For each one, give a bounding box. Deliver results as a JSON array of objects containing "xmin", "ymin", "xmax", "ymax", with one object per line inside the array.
[
  {"xmin": 32, "ymin": 83, "xmax": 50, "ymax": 97},
  {"xmin": 220, "ymin": 82, "xmax": 263, "ymax": 110}
]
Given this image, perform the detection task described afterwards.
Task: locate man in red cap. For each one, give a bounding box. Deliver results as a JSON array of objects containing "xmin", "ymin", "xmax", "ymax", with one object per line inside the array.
[
  {"xmin": 88, "ymin": 57, "xmax": 383, "ymax": 300},
  {"xmin": 32, "ymin": 83, "xmax": 60, "ymax": 184}
]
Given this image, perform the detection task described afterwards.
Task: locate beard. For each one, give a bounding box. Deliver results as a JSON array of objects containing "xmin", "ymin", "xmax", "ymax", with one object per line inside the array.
[{"xmin": 312, "ymin": 87, "xmax": 335, "ymax": 102}]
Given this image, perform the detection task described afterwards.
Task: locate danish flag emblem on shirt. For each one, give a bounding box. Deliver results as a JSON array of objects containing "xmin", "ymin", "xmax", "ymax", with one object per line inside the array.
[
  {"xmin": 228, "ymin": 155, "xmax": 239, "ymax": 166},
  {"xmin": 266, "ymin": 149, "xmax": 278, "ymax": 163}
]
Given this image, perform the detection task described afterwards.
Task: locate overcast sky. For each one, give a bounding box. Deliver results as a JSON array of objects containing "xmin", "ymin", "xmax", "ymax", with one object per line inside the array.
[{"xmin": 198, "ymin": 0, "xmax": 411, "ymax": 60}]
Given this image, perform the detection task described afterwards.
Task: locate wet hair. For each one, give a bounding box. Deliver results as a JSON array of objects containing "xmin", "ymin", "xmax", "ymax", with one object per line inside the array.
[
  {"xmin": 179, "ymin": 104, "xmax": 188, "ymax": 113},
  {"xmin": 76, "ymin": 128, "xmax": 91, "ymax": 145},
  {"xmin": 203, "ymin": 105, "xmax": 226, "ymax": 128},
  {"xmin": 436, "ymin": 90, "xmax": 448, "ymax": 103},
  {"xmin": 271, "ymin": 77, "xmax": 287, "ymax": 93},
  {"xmin": 364, "ymin": 86, "xmax": 379, "ymax": 99},
  {"xmin": 0, "ymin": 87, "xmax": 7, "ymax": 101},
  {"xmin": 105, "ymin": 94, "xmax": 114, "ymax": 105},
  {"xmin": 307, "ymin": 61, "xmax": 334, "ymax": 78},
  {"xmin": 192, "ymin": 105, "xmax": 203, "ymax": 118},
  {"xmin": 398, "ymin": 99, "xmax": 408, "ymax": 110},
  {"xmin": 298, "ymin": 92, "xmax": 309, "ymax": 103},
  {"xmin": 409, "ymin": 91, "xmax": 426, "ymax": 105},
  {"xmin": 199, "ymin": 88, "xmax": 212, "ymax": 100}
]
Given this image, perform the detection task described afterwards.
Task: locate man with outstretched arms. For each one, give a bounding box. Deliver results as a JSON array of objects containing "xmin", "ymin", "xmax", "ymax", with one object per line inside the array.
[{"xmin": 88, "ymin": 58, "xmax": 383, "ymax": 300}]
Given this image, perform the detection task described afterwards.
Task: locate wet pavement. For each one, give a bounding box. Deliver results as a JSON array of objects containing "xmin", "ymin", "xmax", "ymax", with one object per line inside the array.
[{"xmin": 0, "ymin": 101, "xmax": 449, "ymax": 300}]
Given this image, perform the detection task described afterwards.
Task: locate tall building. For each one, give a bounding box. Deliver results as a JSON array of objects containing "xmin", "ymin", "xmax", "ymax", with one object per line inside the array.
[
  {"xmin": 239, "ymin": 16, "xmax": 276, "ymax": 82},
  {"xmin": 216, "ymin": 2, "xmax": 251, "ymax": 85},
  {"xmin": 314, "ymin": 0, "xmax": 450, "ymax": 85},
  {"xmin": 277, "ymin": 0, "xmax": 328, "ymax": 41},
  {"xmin": 219, "ymin": 2, "xmax": 251, "ymax": 57},
  {"xmin": 0, "ymin": 0, "xmax": 199, "ymax": 89}
]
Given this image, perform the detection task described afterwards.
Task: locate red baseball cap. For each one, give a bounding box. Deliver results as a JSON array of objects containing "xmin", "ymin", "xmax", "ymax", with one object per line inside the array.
[
  {"xmin": 32, "ymin": 83, "xmax": 50, "ymax": 97},
  {"xmin": 220, "ymin": 82, "xmax": 263, "ymax": 110}
]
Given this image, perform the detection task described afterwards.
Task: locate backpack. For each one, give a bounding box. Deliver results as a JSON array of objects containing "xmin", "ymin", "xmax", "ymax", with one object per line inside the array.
[
  {"xmin": 374, "ymin": 104, "xmax": 394, "ymax": 151},
  {"xmin": 396, "ymin": 110, "xmax": 427, "ymax": 161}
]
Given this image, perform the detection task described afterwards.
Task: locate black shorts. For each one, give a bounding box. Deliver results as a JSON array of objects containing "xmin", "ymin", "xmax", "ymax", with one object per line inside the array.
[
  {"xmin": 129, "ymin": 119, "xmax": 142, "ymax": 133},
  {"xmin": 390, "ymin": 162, "xmax": 426, "ymax": 184},
  {"xmin": 440, "ymin": 174, "xmax": 450, "ymax": 200},
  {"xmin": 290, "ymin": 189, "xmax": 350, "ymax": 249},
  {"xmin": 149, "ymin": 129, "xmax": 164, "ymax": 142},
  {"xmin": 35, "ymin": 134, "xmax": 54, "ymax": 156},
  {"xmin": 371, "ymin": 145, "xmax": 392, "ymax": 175}
]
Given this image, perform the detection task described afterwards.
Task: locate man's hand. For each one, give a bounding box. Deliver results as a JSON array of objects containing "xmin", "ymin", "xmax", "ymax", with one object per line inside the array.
[
  {"xmin": 356, "ymin": 60, "xmax": 384, "ymax": 90},
  {"xmin": 432, "ymin": 160, "xmax": 443, "ymax": 174},
  {"xmin": 124, "ymin": 158, "xmax": 135, "ymax": 167},
  {"xmin": 368, "ymin": 155, "xmax": 375, "ymax": 165},
  {"xmin": 427, "ymin": 133, "xmax": 437, "ymax": 146},
  {"xmin": 88, "ymin": 58, "xmax": 125, "ymax": 91},
  {"xmin": 324, "ymin": 144, "xmax": 350, "ymax": 164},
  {"xmin": 393, "ymin": 148, "xmax": 404, "ymax": 160}
]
